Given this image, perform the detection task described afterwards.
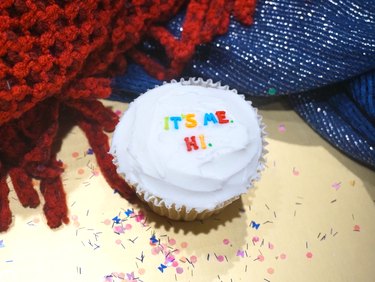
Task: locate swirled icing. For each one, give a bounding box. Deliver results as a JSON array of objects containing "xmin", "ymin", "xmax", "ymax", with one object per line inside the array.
[{"xmin": 110, "ymin": 81, "xmax": 264, "ymax": 211}]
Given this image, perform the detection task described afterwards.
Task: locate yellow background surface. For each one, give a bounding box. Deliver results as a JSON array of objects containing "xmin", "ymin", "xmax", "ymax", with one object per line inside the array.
[{"xmin": 1, "ymin": 99, "xmax": 374, "ymax": 282}]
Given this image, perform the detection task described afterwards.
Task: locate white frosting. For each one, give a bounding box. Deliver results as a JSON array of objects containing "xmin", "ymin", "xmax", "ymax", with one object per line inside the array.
[{"xmin": 110, "ymin": 81, "xmax": 264, "ymax": 212}]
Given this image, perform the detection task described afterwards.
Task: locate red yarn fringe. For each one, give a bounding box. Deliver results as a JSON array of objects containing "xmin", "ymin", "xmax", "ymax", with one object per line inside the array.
[{"xmin": 0, "ymin": 0, "xmax": 256, "ymax": 232}]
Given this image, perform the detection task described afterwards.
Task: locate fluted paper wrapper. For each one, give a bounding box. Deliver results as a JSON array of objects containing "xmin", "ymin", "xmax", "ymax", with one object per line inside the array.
[{"xmin": 112, "ymin": 77, "xmax": 268, "ymax": 221}]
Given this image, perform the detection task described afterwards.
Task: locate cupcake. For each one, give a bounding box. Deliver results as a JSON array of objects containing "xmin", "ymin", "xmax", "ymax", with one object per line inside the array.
[{"xmin": 110, "ymin": 78, "xmax": 267, "ymax": 221}]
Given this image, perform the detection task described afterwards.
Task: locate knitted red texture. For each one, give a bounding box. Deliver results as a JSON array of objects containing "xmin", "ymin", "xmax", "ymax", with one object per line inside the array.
[{"xmin": 0, "ymin": 0, "xmax": 256, "ymax": 232}]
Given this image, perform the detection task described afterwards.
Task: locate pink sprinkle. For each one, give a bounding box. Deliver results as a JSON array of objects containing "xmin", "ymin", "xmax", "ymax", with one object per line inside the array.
[
  {"xmin": 103, "ymin": 219, "xmax": 111, "ymax": 225},
  {"xmin": 176, "ymin": 267, "xmax": 184, "ymax": 274},
  {"xmin": 77, "ymin": 168, "xmax": 85, "ymax": 175},
  {"xmin": 223, "ymin": 239, "xmax": 230, "ymax": 245},
  {"xmin": 181, "ymin": 242, "xmax": 188, "ymax": 248},
  {"xmin": 353, "ymin": 225, "xmax": 361, "ymax": 232},
  {"xmin": 135, "ymin": 211, "xmax": 145, "ymax": 222},
  {"xmin": 267, "ymin": 267, "xmax": 275, "ymax": 274},
  {"xmin": 252, "ymin": 236, "xmax": 260, "ymax": 243},
  {"xmin": 138, "ymin": 268, "xmax": 145, "ymax": 275},
  {"xmin": 278, "ymin": 124, "xmax": 286, "ymax": 133},
  {"xmin": 331, "ymin": 182, "xmax": 341, "ymax": 190},
  {"xmin": 172, "ymin": 261, "xmax": 179, "ymax": 267},
  {"xmin": 72, "ymin": 152, "xmax": 79, "ymax": 158},
  {"xmin": 268, "ymin": 242, "xmax": 274, "ymax": 250},
  {"xmin": 292, "ymin": 167, "xmax": 300, "ymax": 176},
  {"xmin": 169, "ymin": 238, "xmax": 176, "ymax": 245},
  {"xmin": 113, "ymin": 226, "xmax": 125, "ymax": 234},
  {"xmin": 306, "ymin": 252, "xmax": 313, "ymax": 259},
  {"xmin": 190, "ymin": 255, "xmax": 197, "ymax": 263},
  {"xmin": 236, "ymin": 250, "xmax": 245, "ymax": 257},
  {"xmin": 115, "ymin": 239, "xmax": 122, "ymax": 245},
  {"xmin": 280, "ymin": 253, "xmax": 287, "ymax": 260},
  {"xmin": 217, "ymin": 255, "xmax": 224, "ymax": 262},
  {"xmin": 125, "ymin": 224, "xmax": 132, "ymax": 230},
  {"xmin": 151, "ymin": 247, "xmax": 160, "ymax": 255},
  {"xmin": 258, "ymin": 255, "xmax": 265, "ymax": 262}
]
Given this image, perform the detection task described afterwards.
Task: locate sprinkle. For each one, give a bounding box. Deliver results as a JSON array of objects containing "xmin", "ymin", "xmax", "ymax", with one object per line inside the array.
[
  {"xmin": 150, "ymin": 234, "xmax": 158, "ymax": 244},
  {"xmin": 190, "ymin": 256, "xmax": 197, "ymax": 263},
  {"xmin": 223, "ymin": 239, "xmax": 230, "ymax": 245},
  {"xmin": 176, "ymin": 267, "xmax": 184, "ymax": 274},
  {"xmin": 353, "ymin": 225, "xmax": 361, "ymax": 232},
  {"xmin": 330, "ymin": 199, "xmax": 337, "ymax": 203},
  {"xmin": 280, "ymin": 253, "xmax": 287, "ymax": 260},
  {"xmin": 257, "ymin": 255, "xmax": 264, "ymax": 262},
  {"xmin": 216, "ymin": 255, "xmax": 225, "ymax": 262},
  {"xmin": 263, "ymin": 220, "xmax": 273, "ymax": 224},
  {"xmin": 180, "ymin": 242, "xmax": 188, "ymax": 248},
  {"xmin": 250, "ymin": 221, "xmax": 261, "ymax": 230},
  {"xmin": 129, "ymin": 236, "xmax": 138, "ymax": 243},
  {"xmin": 158, "ymin": 264, "xmax": 167, "ymax": 273},
  {"xmin": 0, "ymin": 240, "xmax": 4, "ymax": 248},
  {"xmin": 331, "ymin": 182, "xmax": 341, "ymax": 190},
  {"xmin": 267, "ymin": 267, "xmax": 274, "ymax": 274},
  {"xmin": 136, "ymin": 251, "xmax": 145, "ymax": 262},
  {"xmin": 278, "ymin": 124, "xmax": 286, "ymax": 133},
  {"xmin": 236, "ymin": 250, "xmax": 245, "ymax": 257},
  {"xmin": 292, "ymin": 167, "xmax": 300, "ymax": 176},
  {"xmin": 208, "ymin": 143, "xmax": 213, "ymax": 147},
  {"xmin": 306, "ymin": 252, "xmax": 313, "ymax": 259},
  {"xmin": 267, "ymin": 88, "xmax": 277, "ymax": 95},
  {"xmin": 112, "ymin": 216, "xmax": 121, "ymax": 224},
  {"xmin": 124, "ymin": 209, "xmax": 134, "ymax": 217}
]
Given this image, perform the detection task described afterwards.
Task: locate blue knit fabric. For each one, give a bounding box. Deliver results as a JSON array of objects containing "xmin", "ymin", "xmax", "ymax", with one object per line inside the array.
[{"xmin": 110, "ymin": 0, "xmax": 375, "ymax": 168}]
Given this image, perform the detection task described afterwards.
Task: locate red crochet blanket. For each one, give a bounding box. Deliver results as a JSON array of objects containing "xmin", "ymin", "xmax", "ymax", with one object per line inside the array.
[{"xmin": 0, "ymin": 0, "xmax": 255, "ymax": 232}]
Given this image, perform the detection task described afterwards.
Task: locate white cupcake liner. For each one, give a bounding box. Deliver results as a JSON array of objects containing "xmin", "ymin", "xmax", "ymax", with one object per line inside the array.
[{"xmin": 112, "ymin": 77, "xmax": 268, "ymax": 221}]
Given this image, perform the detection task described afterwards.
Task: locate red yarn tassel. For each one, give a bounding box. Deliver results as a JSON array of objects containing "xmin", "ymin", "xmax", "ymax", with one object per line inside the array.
[
  {"xmin": 40, "ymin": 173, "xmax": 69, "ymax": 229},
  {"xmin": 0, "ymin": 176, "xmax": 12, "ymax": 232},
  {"xmin": 9, "ymin": 168, "xmax": 40, "ymax": 208},
  {"xmin": 77, "ymin": 118, "xmax": 135, "ymax": 201}
]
